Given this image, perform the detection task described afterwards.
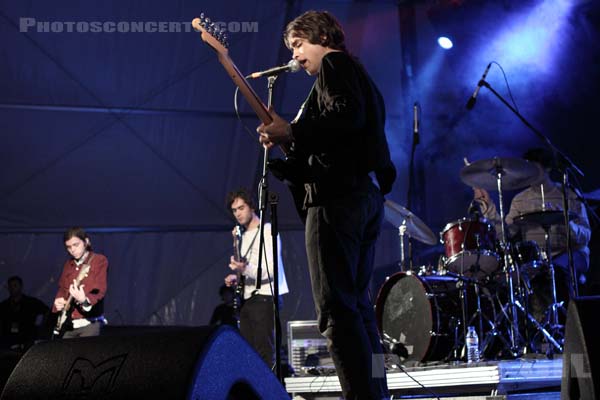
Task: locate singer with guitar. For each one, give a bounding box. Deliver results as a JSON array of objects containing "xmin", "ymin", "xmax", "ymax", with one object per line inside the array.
[
  {"xmin": 223, "ymin": 189, "xmax": 289, "ymax": 368},
  {"xmin": 257, "ymin": 11, "xmax": 396, "ymax": 400},
  {"xmin": 52, "ymin": 227, "xmax": 108, "ymax": 338}
]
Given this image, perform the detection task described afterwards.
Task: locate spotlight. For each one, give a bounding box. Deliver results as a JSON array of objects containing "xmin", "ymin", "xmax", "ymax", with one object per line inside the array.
[{"xmin": 437, "ymin": 36, "xmax": 453, "ymax": 49}]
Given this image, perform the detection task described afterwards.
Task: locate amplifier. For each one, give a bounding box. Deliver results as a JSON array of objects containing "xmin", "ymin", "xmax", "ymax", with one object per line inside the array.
[{"xmin": 287, "ymin": 320, "xmax": 330, "ymax": 374}]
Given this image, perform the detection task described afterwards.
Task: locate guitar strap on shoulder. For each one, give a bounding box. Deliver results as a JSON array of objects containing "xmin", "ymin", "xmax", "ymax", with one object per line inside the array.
[
  {"xmin": 83, "ymin": 253, "xmax": 95, "ymax": 269},
  {"xmin": 242, "ymin": 229, "xmax": 260, "ymax": 261}
]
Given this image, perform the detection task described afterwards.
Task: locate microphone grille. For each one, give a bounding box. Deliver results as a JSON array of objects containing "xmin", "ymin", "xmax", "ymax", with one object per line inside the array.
[{"xmin": 288, "ymin": 59, "xmax": 301, "ymax": 73}]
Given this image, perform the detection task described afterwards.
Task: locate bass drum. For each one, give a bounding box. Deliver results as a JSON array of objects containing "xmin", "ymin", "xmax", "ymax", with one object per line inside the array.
[{"xmin": 375, "ymin": 272, "xmax": 459, "ymax": 363}]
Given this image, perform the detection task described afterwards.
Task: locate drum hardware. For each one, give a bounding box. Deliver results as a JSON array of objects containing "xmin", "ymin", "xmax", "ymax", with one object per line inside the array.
[
  {"xmin": 513, "ymin": 299, "xmax": 563, "ymax": 353},
  {"xmin": 384, "ymin": 200, "xmax": 437, "ymax": 272},
  {"xmin": 461, "ymin": 157, "xmax": 544, "ymax": 356},
  {"xmin": 384, "ymin": 200, "xmax": 437, "ymax": 246},
  {"xmin": 514, "ymin": 210, "xmax": 572, "ymax": 355},
  {"xmin": 512, "ymin": 241, "xmax": 546, "ymax": 279},
  {"xmin": 439, "ymin": 208, "xmax": 499, "ymax": 360},
  {"xmin": 417, "ymin": 264, "xmax": 440, "ymax": 276},
  {"xmin": 446, "ymin": 271, "xmax": 493, "ymax": 362}
]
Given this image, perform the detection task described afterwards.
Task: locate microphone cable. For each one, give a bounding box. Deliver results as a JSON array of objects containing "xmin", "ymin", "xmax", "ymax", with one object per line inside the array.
[{"xmin": 383, "ymin": 334, "xmax": 441, "ymax": 400}]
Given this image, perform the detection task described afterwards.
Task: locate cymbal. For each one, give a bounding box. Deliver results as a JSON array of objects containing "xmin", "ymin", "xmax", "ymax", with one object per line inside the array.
[
  {"xmin": 513, "ymin": 210, "xmax": 576, "ymax": 227},
  {"xmin": 384, "ymin": 200, "xmax": 437, "ymax": 245},
  {"xmin": 460, "ymin": 157, "xmax": 543, "ymax": 191}
]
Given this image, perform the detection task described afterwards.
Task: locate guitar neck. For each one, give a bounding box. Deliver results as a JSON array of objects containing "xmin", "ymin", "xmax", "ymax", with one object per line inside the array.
[
  {"xmin": 219, "ymin": 54, "xmax": 291, "ymax": 154},
  {"xmin": 193, "ymin": 16, "xmax": 290, "ymax": 154},
  {"xmin": 216, "ymin": 53, "xmax": 272, "ymax": 125}
]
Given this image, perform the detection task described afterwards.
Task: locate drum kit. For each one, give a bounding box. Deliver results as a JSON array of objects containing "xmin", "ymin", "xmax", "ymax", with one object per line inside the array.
[{"xmin": 376, "ymin": 156, "xmax": 570, "ymax": 364}]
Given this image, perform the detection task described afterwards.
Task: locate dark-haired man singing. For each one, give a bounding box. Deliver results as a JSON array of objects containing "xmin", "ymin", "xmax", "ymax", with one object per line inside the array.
[{"xmin": 257, "ymin": 11, "xmax": 396, "ymax": 400}]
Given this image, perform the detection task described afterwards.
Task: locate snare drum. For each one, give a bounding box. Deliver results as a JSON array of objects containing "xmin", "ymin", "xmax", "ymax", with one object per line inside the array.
[
  {"xmin": 441, "ymin": 217, "xmax": 499, "ymax": 278},
  {"xmin": 375, "ymin": 272, "xmax": 458, "ymax": 362}
]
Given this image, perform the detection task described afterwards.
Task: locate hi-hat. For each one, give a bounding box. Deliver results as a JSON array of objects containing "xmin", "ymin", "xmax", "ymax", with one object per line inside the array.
[
  {"xmin": 513, "ymin": 210, "xmax": 576, "ymax": 227},
  {"xmin": 460, "ymin": 157, "xmax": 543, "ymax": 191},
  {"xmin": 384, "ymin": 200, "xmax": 437, "ymax": 245}
]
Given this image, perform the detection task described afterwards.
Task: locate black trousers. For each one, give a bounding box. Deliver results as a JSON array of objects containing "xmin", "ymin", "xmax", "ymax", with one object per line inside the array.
[
  {"xmin": 239, "ymin": 294, "xmax": 275, "ymax": 368},
  {"xmin": 305, "ymin": 181, "xmax": 389, "ymax": 400}
]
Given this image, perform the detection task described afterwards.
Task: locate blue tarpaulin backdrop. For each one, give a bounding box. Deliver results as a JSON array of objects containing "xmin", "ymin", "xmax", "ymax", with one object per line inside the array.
[{"xmin": 1, "ymin": 0, "xmax": 599, "ymax": 329}]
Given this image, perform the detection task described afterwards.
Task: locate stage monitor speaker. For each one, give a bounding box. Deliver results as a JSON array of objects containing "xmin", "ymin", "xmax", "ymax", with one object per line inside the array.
[
  {"xmin": 561, "ymin": 296, "xmax": 600, "ymax": 400},
  {"xmin": 0, "ymin": 325, "xmax": 288, "ymax": 400},
  {"xmin": 0, "ymin": 350, "xmax": 21, "ymax": 394}
]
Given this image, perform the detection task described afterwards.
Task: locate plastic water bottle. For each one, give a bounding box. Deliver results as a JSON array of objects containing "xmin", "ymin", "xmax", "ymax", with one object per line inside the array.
[{"xmin": 466, "ymin": 326, "xmax": 480, "ymax": 363}]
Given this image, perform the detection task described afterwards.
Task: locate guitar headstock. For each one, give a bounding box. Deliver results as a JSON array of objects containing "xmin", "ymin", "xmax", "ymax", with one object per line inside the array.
[{"xmin": 192, "ymin": 13, "xmax": 229, "ymax": 56}]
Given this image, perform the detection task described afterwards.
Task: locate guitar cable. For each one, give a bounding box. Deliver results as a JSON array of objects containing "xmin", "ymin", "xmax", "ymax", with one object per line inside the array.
[{"xmin": 234, "ymin": 87, "xmax": 261, "ymax": 141}]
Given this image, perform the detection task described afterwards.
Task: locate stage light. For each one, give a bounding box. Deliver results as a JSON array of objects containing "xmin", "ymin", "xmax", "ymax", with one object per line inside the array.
[{"xmin": 437, "ymin": 36, "xmax": 453, "ymax": 49}]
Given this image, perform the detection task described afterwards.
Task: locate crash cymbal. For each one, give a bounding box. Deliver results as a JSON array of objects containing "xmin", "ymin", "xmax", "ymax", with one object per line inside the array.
[
  {"xmin": 513, "ymin": 210, "xmax": 576, "ymax": 227},
  {"xmin": 460, "ymin": 157, "xmax": 543, "ymax": 191},
  {"xmin": 384, "ymin": 200, "xmax": 437, "ymax": 245}
]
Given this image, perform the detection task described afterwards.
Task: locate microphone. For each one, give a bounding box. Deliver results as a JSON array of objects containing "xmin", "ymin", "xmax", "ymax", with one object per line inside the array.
[
  {"xmin": 413, "ymin": 102, "xmax": 419, "ymax": 135},
  {"xmin": 465, "ymin": 62, "xmax": 492, "ymax": 110},
  {"xmin": 413, "ymin": 101, "xmax": 420, "ymax": 145},
  {"xmin": 247, "ymin": 59, "xmax": 300, "ymax": 79}
]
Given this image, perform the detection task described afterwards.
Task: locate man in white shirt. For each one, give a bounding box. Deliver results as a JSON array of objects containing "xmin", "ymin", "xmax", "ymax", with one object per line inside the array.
[{"xmin": 224, "ymin": 188, "xmax": 289, "ymax": 367}]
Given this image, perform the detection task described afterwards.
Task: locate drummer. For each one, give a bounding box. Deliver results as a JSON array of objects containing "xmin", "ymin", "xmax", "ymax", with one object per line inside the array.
[{"xmin": 472, "ymin": 148, "xmax": 591, "ymax": 310}]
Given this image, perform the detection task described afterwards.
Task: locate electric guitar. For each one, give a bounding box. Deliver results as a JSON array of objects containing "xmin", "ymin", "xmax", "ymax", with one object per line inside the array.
[
  {"xmin": 232, "ymin": 226, "xmax": 245, "ymax": 317},
  {"xmin": 53, "ymin": 255, "xmax": 94, "ymax": 337},
  {"xmin": 192, "ymin": 14, "xmax": 308, "ymax": 218}
]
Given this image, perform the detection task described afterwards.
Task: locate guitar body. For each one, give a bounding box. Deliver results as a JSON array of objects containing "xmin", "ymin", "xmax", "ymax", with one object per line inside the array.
[
  {"xmin": 232, "ymin": 226, "xmax": 245, "ymax": 320},
  {"xmin": 53, "ymin": 259, "xmax": 92, "ymax": 338},
  {"xmin": 268, "ymin": 156, "xmax": 309, "ymax": 222},
  {"xmin": 53, "ymin": 311, "xmax": 72, "ymax": 338}
]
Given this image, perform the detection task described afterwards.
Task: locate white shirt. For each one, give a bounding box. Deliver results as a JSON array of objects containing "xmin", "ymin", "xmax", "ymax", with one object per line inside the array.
[{"xmin": 240, "ymin": 223, "xmax": 289, "ymax": 299}]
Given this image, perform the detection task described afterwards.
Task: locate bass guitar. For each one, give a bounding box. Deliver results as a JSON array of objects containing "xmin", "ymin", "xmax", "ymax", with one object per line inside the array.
[
  {"xmin": 192, "ymin": 14, "xmax": 307, "ymax": 217},
  {"xmin": 232, "ymin": 225, "xmax": 245, "ymax": 320}
]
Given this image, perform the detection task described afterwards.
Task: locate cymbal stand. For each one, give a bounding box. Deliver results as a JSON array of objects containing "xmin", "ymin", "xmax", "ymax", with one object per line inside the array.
[
  {"xmin": 396, "ymin": 221, "xmax": 415, "ymax": 273},
  {"xmin": 447, "ymin": 223, "xmax": 475, "ymax": 361},
  {"xmin": 451, "ymin": 270, "xmax": 488, "ymax": 361},
  {"xmin": 398, "ymin": 223, "xmax": 407, "ymax": 272},
  {"xmin": 539, "ymin": 223, "xmax": 565, "ymax": 354},
  {"xmin": 494, "ymin": 163, "xmax": 522, "ymax": 356}
]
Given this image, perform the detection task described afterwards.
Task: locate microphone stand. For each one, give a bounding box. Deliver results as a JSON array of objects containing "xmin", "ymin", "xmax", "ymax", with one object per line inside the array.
[
  {"xmin": 479, "ymin": 79, "xmax": 584, "ymax": 298},
  {"xmin": 255, "ymin": 74, "xmax": 283, "ymax": 382},
  {"xmin": 406, "ymin": 103, "xmax": 420, "ymax": 271}
]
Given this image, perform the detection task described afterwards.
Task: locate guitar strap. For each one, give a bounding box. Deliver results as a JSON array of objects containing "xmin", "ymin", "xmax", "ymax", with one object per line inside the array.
[
  {"xmin": 291, "ymin": 82, "xmax": 316, "ymax": 125},
  {"xmin": 83, "ymin": 253, "xmax": 95, "ymax": 270},
  {"xmin": 242, "ymin": 228, "xmax": 260, "ymax": 261}
]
